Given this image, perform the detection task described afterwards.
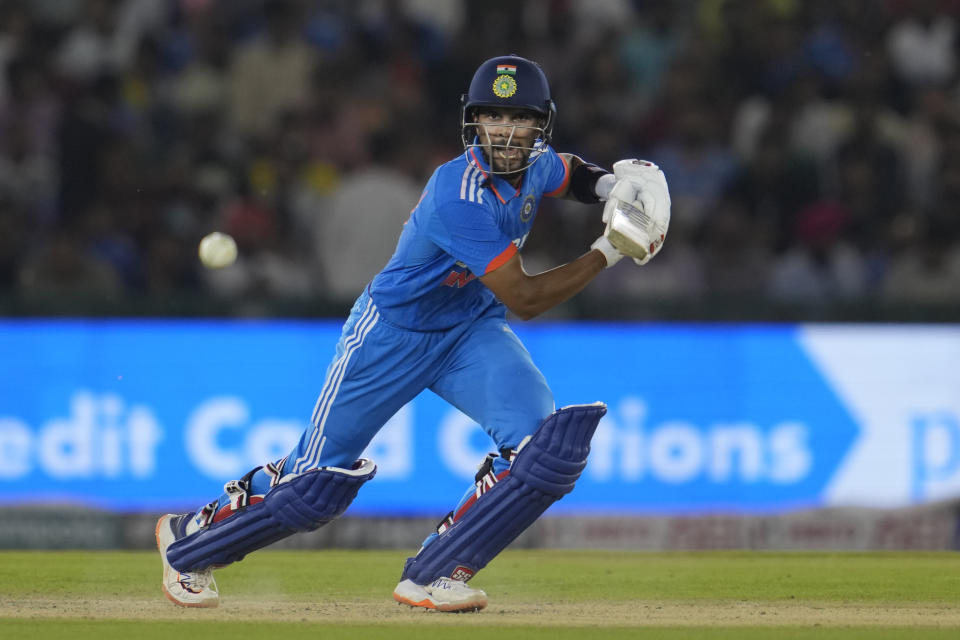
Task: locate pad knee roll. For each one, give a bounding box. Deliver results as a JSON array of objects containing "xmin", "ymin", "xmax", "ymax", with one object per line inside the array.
[
  {"xmin": 167, "ymin": 459, "xmax": 376, "ymax": 571},
  {"xmin": 402, "ymin": 403, "xmax": 606, "ymax": 584},
  {"xmin": 510, "ymin": 402, "xmax": 604, "ymax": 497}
]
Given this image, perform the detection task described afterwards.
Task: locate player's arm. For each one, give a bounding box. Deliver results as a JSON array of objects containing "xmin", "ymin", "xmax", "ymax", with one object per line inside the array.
[
  {"xmin": 553, "ymin": 153, "xmax": 673, "ymax": 266},
  {"xmin": 479, "ymin": 249, "xmax": 608, "ymax": 321},
  {"xmin": 551, "ymin": 153, "xmax": 617, "ymax": 203}
]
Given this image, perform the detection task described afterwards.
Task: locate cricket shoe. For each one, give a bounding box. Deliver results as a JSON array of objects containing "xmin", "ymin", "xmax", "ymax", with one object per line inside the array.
[
  {"xmin": 393, "ymin": 576, "xmax": 488, "ymax": 612},
  {"xmin": 155, "ymin": 513, "xmax": 220, "ymax": 608}
]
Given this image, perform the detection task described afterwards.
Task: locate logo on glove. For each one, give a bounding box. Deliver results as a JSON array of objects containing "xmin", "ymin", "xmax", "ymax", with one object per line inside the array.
[{"xmin": 650, "ymin": 233, "xmax": 665, "ymax": 255}]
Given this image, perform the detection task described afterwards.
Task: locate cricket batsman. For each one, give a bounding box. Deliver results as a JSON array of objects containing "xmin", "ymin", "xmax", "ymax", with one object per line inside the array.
[{"xmin": 155, "ymin": 54, "xmax": 671, "ymax": 612}]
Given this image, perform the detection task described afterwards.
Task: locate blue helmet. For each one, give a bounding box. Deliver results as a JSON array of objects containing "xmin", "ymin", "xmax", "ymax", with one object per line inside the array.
[{"xmin": 460, "ymin": 54, "xmax": 557, "ymax": 173}]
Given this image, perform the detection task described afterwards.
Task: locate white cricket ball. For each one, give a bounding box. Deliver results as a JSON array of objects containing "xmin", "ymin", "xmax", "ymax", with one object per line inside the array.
[{"xmin": 198, "ymin": 231, "xmax": 238, "ymax": 269}]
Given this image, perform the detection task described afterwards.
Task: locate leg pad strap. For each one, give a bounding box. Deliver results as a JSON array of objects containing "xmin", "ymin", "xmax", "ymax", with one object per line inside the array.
[{"xmin": 167, "ymin": 459, "xmax": 376, "ymax": 571}]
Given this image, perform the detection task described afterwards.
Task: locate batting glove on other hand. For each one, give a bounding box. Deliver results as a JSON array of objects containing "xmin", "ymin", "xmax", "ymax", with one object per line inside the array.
[{"xmin": 601, "ymin": 159, "xmax": 671, "ymax": 265}]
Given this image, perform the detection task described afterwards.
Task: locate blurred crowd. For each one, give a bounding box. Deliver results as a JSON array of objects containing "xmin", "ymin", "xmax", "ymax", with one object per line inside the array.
[{"xmin": 1, "ymin": 0, "xmax": 960, "ymax": 315}]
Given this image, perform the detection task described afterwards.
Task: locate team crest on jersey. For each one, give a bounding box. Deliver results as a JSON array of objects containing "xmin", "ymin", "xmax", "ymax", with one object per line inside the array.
[
  {"xmin": 520, "ymin": 194, "xmax": 535, "ymax": 222},
  {"xmin": 492, "ymin": 74, "xmax": 517, "ymax": 98}
]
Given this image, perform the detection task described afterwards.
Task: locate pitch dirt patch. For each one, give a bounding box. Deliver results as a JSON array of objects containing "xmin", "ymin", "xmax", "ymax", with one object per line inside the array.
[{"xmin": 2, "ymin": 596, "xmax": 959, "ymax": 627}]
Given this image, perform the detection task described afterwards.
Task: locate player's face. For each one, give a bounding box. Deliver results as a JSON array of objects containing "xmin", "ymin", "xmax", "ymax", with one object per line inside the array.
[{"xmin": 472, "ymin": 107, "xmax": 543, "ymax": 174}]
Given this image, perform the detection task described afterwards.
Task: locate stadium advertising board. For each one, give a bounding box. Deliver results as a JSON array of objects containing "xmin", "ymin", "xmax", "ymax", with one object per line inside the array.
[{"xmin": 1, "ymin": 320, "xmax": 958, "ymax": 514}]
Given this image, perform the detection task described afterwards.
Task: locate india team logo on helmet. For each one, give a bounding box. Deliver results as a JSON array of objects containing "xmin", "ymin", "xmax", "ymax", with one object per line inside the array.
[
  {"xmin": 493, "ymin": 74, "xmax": 517, "ymax": 98},
  {"xmin": 492, "ymin": 63, "xmax": 518, "ymax": 98}
]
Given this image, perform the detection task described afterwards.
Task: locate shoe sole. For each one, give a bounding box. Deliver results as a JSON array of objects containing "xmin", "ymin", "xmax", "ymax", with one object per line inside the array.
[
  {"xmin": 155, "ymin": 516, "xmax": 219, "ymax": 609},
  {"xmin": 393, "ymin": 591, "xmax": 487, "ymax": 612}
]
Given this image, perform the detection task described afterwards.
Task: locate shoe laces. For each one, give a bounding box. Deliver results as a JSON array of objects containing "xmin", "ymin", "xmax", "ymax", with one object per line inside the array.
[
  {"xmin": 179, "ymin": 569, "xmax": 215, "ymax": 592},
  {"xmin": 431, "ymin": 577, "xmax": 469, "ymax": 591}
]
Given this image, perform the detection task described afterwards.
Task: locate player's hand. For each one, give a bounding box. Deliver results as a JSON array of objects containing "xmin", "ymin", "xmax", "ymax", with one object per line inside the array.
[
  {"xmin": 602, "ymin": 160, "xmax": 670, "ymax": 222},
  {"xmin": 601, "ymin": 159, "xmax": 670, "ymax": 265},
  {"xmin": 590, "ymin": 235, "xmax": 624, "ymax": 269}
]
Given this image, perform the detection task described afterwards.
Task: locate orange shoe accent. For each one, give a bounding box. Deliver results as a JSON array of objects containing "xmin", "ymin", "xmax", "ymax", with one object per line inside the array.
[
  {"xmin": 393, "ymin": 591, "xmax": 486, "ymax": 612},
  {"xmin": 394, "ymin": 593, "xmax": 438, "ymax": 609}
]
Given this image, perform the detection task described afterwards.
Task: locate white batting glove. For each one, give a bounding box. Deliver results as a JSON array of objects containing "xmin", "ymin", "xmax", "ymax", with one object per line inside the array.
[
  {"xmin": 602, "ymin": 159, "xmax": 669, "ymax": 221},
  {"xmin": 594, "ymin": 173, "xmax": 617, "ymax": 201},
  {"xmin": 601, "ymin": 159, "xmax": 671, "ymax": 265},
  {"xmin": 590, "ymin": 235, "xmax": 624, "ymax": 269}
]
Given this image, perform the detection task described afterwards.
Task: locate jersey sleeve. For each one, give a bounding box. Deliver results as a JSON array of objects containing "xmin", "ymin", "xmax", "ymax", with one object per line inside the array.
[
  {"xmin": 428, "ymin": 200, "xmax": 516, "ymax": 276},
  {"xmin": 542, "ymin": 147, "xmax": 571, "ymax": 197}
]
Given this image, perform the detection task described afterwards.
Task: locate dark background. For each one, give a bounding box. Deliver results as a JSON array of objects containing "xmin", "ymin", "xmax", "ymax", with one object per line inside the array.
[{"xmin": 1, "ymin": 0, "xmax": 959, "ymax": 321}]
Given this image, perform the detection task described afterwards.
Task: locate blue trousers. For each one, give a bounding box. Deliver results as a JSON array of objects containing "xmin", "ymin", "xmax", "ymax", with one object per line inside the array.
[{"xmin": 196, "ymin": 289, "xmax": 554, "ymax": 527}]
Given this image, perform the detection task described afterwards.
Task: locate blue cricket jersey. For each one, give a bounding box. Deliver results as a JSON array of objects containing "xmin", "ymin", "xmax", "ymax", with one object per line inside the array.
[{"xmin": 368, "ymin": 146, "xmax": 570, "ymax": 330}]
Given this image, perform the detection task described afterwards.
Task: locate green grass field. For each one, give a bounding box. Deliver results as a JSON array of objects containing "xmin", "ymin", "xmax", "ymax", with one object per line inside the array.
[{"xmin": 2, "ymin": 550, "xmax": 958, "ymax": 639}]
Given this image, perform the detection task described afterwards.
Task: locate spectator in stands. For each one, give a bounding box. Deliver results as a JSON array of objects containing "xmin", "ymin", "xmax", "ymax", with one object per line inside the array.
[
  {"xmin": 886, "ymin": 0, "xmax": 957, "ymax": 88},
  {"xmin": 882, "ymin": 212, "xmax": 960, "ymax": 303},
  {"xmin": 767, "ymin": 200, "xmax": 867, "ymax": 303},
  {"xmin": 0, "ymin": 0, "xmax": 958, "ymax": 315},
  {"xmin": 227, "ymin": 0, "xmax": 316, "ymax": 143},
  {"xmin": 17, "ymin": 225, "xmax": 121, "ymax": 297}
]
